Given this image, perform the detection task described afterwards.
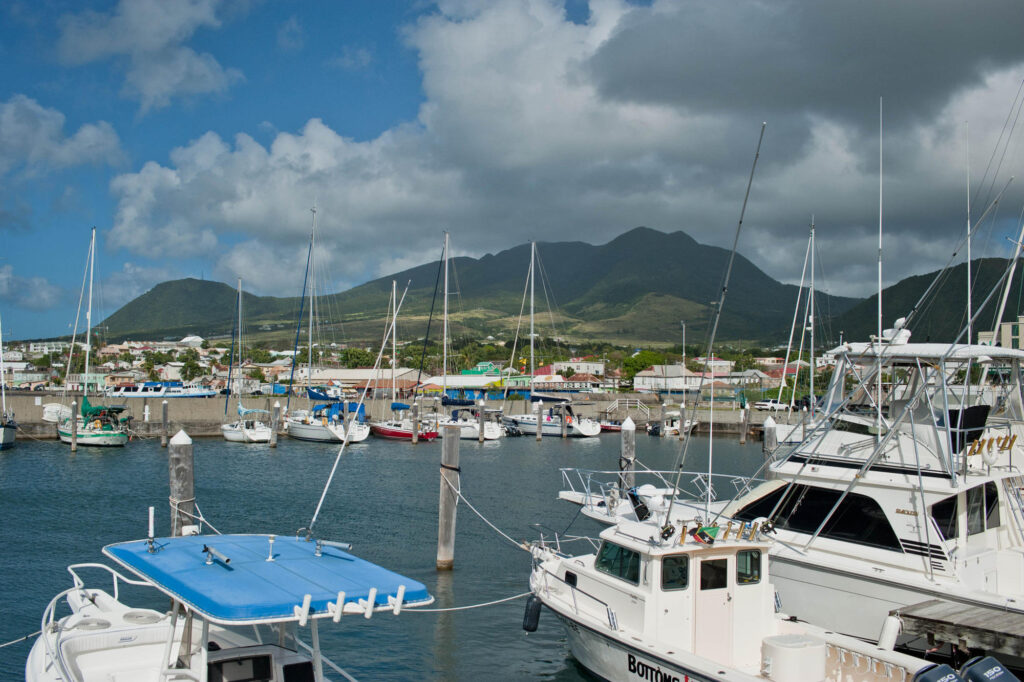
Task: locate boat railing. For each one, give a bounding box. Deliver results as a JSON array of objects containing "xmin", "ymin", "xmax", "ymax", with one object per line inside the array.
[
  {"xmin": 559, "ymin": 467, "xmax": 761, "ymax": 508},
  {"xmin": 538, "ymin": 565, "xmax": 618, "ymax": 631},
  {"xmin": 530, "ymin": 524, "xmax": 600, "ymax": 555},
  {"xmin": 40, "ymin": 563, "xmax": 159, "ymax": 682}
]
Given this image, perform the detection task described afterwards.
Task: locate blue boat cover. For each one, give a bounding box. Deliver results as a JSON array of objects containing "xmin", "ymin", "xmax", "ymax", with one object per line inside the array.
[
  {"xmin": 104, "ymin": 534, "xmax": 431, "ymax": 625},
  {"xmin": 390, "ymin": 402, "xmax": 411, "ymax": 411}
]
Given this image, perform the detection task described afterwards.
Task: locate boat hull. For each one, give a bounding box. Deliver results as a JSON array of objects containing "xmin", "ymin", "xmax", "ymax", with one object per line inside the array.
[
  {"xmin": 0, "ymin": 422, "xmax": 15, "ymax": 450},
  {"xmin": 436, "ymin": 420, "xmax": 504, "ymax": 440},
  {"xmin": 221, "ymin": 421, "xmax": 273, "ymax": 443},
  {"xmin": 285, "ymin": 419, "xmax": 369, "ymax": 443},
  {"xmin": 57, "ymin": 424, "xmax": 128, "ymax": 447},
  {"xmin": 503, "ymin": 415, "xmax": 600, "ymax": 437},
  {"xmin": 370, "ymin": 423, "xmax": 439, "ymax": 441}
]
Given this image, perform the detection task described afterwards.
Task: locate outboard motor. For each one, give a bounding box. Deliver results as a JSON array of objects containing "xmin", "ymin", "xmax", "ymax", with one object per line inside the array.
[
  {"xmin": 913, "ymin": 663, "xmax": 965, "ymax": 682},
  {"xmin": 961, "ymin": 656, "xmax": 1020, "ymax": 682}
]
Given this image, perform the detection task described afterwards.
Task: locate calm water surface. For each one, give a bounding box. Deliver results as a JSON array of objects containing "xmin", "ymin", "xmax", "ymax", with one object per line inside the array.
[{"xmin": 0, "ymin": 431, "xmax": 762, "ymax": 680}]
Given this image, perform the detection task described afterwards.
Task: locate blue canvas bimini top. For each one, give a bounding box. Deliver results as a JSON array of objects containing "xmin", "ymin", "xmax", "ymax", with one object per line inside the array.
[{"xmin": 104, "ymin": 534, "xmax": 432, "ymax": 625}]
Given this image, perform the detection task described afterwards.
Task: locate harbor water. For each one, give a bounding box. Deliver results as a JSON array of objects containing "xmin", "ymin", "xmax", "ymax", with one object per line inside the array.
[{"xmin": 0, "ymin": 431, "xmax": 763, "ymax": 680}]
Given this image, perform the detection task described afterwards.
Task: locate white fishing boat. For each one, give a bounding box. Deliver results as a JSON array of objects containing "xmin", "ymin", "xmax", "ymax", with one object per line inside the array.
[
  {"xmin": 56, "ymin": 228, "xmax": 130, "ymax": 447},
  {"xmin": 287, "ymin": 404, "xmax": 371, "ymax": 443},
  {"xmin": 527, "ymin": 516, "xmax": 994, "ymax": 682},
  {"xmin": 27, "ymin": 525, "xmax": 432, "ymax": 681},
  {"xmin": 0, "ymin": 311, "xmax": 15, "ymax": 450},
  {"xmin": 647, "ymin": 407, "xmax": 698, "ymax": 436},
  {"xmin": 105, "ymin": 382, "xmax": 217, "ymax": 398},
  {"xmin": 220, "ymin": 278, "xmax": 273, "ymax": 444},
  {"xmin": 503, "ymin": 400, "xmax": 601, "ymax": 437}
]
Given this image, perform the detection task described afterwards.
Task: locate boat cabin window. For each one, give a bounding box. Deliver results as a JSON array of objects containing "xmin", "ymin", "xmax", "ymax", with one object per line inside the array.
[
  {"xmin": 661, "ymin": 555, "xmax": 689, "ymax": 591},
  {"xmin": 595, "ymin": 541, "xmax": 641, "ymax": 585},
  {"xmin": 734, "ymin": 484, "xmax": 902, "ymax": 552},
  {"xmin": 283, "ymin": 661, "xmax": 316, "ymax": 682},
  {"xmin": 700, "ymin": 558, "xmax": 728, "ymax": 590},
  {"xmin": 967, "ymin": 481, "xmax": 1000, "ymax": 536},
  {"xmin": 932, "ymin": 495, "xmax": 958, "ymax": 540},
  {"xmin": 736, "ymin": 549, "xmax": 761, "ymax": 585},
  {"xmin": 208, "ymin": 654, "xmax": 272, "ymax": 682}
]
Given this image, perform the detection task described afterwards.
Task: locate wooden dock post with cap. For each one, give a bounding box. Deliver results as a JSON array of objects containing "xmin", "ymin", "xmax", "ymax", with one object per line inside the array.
[
  {"xmin": 535, "ymin": 400, "xmax": 543, "ymax": 441},
  {"xmin": 477, "ymin": 399, "xmax": 485, "ymax": 442},
  {"xmin": 269, "ymin": 401, "xmax": 280, "ymax": 448},
  {"xmin": 619, "ymin": 417, "xmax": 636, "ymax": 493},
  {"xmin": 739, "ymin": 407, "xmax": 748, "ymax": 444},
  {"xmin": 168, "ymin": 430, "xmax": 195, "ymax": 537},
  {"xmin": 411, "ymin": 402, "xmax": 420, "ymax": 444},
  {"xmin": 161, "ymin": 400, "xmax": 169, "ymax": 448},
  {"xmin": 560, "ymin": 403, "xmax": 568, "ymax": 438},
  {"xmin": 70, "ymin": 400, "xmax": 77, "ymax": 452},
  {"xmin": 437, "ymin": 425, "xmax": 460, "ymax": 570}
]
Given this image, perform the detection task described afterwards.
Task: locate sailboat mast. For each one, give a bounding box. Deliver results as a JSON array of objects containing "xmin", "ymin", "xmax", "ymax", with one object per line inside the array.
[
  {"xmin": 529, "ymin": 241, "xmax": 535, "ymax": 386},
  {"xmin": 84, "ymin": 227, "xmax": 95, "ymax": 396},
  {"xmin": 237, "ymin": 278, "xmax": 242, "ymax": 397},
  {"xmin": 308, "ymin": 206, "xmax": 316, "ymax": 390},
  {"xmin": 876, "ymin": 98, "xmax": 884, "ymax": 429},
  {"xmin": 809, "ymin": 218, "xmax": 815, "ymax": 417},
  {"xmin": 0, "ymin": 312, "xmax": 6, "ymax": 418},
  {"xmin": 966, "ymin": 122, "xmax": 972, "ymax": 344},
  {"xmin": 391, "ymin": 280, "xmax": 397, "ymax": 403},
  {"xmin": 443, "ymin": 232, "xmax": 449, "ymax": 397}
]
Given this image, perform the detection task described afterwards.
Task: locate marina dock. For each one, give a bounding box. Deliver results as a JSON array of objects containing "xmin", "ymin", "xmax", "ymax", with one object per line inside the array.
[{"xmin": 895, "ymin": 599, "xmax": 1024, "ymax": 658}]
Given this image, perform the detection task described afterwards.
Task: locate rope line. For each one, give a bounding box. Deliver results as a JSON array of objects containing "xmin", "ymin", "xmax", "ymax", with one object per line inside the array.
[
  {"xmin": 0, "ymin": 630, "xmax": 40, "ymax": 648},
  {"xmin": 403, "ymin": 591, "xmax": 531, "ymax": 613},
  {"xmin": 440, "ymin": 475, "xmax": 525, "ymax": 550}
]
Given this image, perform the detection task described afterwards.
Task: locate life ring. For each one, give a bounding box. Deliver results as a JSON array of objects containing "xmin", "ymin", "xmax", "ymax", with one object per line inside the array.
[
  {"xmin": 93, "ymin": 420, "xmax": 102, "ymax": 430},
  {"xmin": 982, "ymin": 442, "xmax": 1000, "ymax": 466}
]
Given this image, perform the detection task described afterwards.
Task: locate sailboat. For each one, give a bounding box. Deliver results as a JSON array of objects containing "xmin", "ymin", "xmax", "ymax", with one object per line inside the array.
[
  {"xmin": 501, "ymin": 242, "xmax": 600, "ymax": 438},
  {"xmin": 0, "ymin": 312, "xmax": 15, "ymax": 449},
  {"xmin": 55, "ymin": 228, "xmax": 130, "ymax": 447},
  {"xmin": 429, "ymin": 233, "xmax": 504, "ymax": 440},
  {"xmin": 221, "ymin": 278, "xmax": 272, "ymax": 443},
  {"xmin": 283, "ymin": 206, "xmax": 370, "ymax": 444},
  {"xmin": 370, "ymin": 280, "xmax": 439, "ymax": 441}
]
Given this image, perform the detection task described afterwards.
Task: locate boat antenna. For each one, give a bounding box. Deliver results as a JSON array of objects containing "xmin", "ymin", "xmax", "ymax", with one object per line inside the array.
[
  {"xmin": 285, "ymin": 213, "xmax": 315, "ymax": 412},
  {"xmin": 875, "ymin": 97, "xmax": 883, "ymax": 432},
  {"xmin": 308, "ymin": 280, "xmax": 412, "ymax": 535},
  {"xmin": 663, "ymin": 122, "xmax": 767, "ymax": 532},
  {"xmin": 965, "ymin": 121, "xmax": 972, "ymax": 345}
]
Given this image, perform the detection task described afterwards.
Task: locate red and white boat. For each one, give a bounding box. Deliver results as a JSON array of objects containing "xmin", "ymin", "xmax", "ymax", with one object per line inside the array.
[
  {"xmin": 370, "ymin": 419, "xmax": 439, "ymax": 441},
  {"xmin": 598, "ymin": 420, "xmax": 623, "ymax": 432}
]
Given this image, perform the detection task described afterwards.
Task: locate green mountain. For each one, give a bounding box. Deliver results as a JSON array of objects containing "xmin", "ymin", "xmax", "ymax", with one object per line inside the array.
[
  {"xmin": 100, "ymin": 227, "xmax": 861, "ymax": 345},
  {"xmin": 833, "ymin": 258, "xmax": 1024, "ymax": 343}
]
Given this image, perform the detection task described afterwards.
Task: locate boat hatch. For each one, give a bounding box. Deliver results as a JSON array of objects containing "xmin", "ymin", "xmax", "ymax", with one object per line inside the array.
[{"xmin": 103, "ymin": 534, "xmax": 432, "ymax": 625}]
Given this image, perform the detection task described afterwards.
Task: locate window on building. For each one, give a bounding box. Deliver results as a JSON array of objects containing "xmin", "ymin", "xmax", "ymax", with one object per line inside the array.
[
  {"xmin": 734, "ymin": 484, "xmax": 902, "ymax": 551},
  {"xmin": 736, "ymin": 550, "xmax": 761, "ymax": 584},
  {"xmin": 595, "ymin": 541, "xmax": 640, "ymax": 585},
  {"xmin": 661, "ymin": 555, "xmax": 689, "ymax": 591},
  {"xmin": 700, "ymin": 558, "xmax": 729, "ymax": 590}
]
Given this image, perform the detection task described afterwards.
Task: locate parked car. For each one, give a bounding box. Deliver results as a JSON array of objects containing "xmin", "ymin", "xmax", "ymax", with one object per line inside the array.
[
  {"xmin": 793, "ymin": 394, "xmax": 821, "ymax": 410},
  {"xmin": 753, "ymin": 398, "xmax": 789, "ymax": 411}
]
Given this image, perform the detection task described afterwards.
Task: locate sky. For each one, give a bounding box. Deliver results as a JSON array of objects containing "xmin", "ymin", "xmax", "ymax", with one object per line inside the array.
[{"xmin": 4, "ymin": 0, "xmax": 1024, "ymax": 340}]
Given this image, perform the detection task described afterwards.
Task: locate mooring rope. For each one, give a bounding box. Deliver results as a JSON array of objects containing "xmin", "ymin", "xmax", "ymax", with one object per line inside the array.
[
  {"xmin": 403, "ymin": 591, "xmax": 531, "ymax": 613},
  {"xmin": 0, "ymin": 630, "xmax": 40, "ymax": 648},
  {"xmin": 440, "ymin": 473, "xmax": 525, "ymax": 550}
]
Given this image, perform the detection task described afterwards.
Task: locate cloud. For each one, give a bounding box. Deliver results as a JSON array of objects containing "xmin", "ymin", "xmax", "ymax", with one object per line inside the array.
[
  {"xmin": 277, "ymin": 15, "xmax": 303, "ymax": 52},
  {"xmin": 57, "ymin": 0, "xmax": 244, "ymax": 112},
  {"xmin": 107, "ymin": 0, "xmax": 1024, "ymax": 301},
  {"xmin": 100, "ymin": 262, "xmax": 180, "ymax": 312},
  {"xmin": 327, "ymin": 46, "xmax": 373, "ymax": 71},
  {"xmin": 0, "ymin": 95, "xmax": 123, "ymax": 176},
  {"xmin": 0, "ymin": 265, "xmax": 64, "ymax": 310}
]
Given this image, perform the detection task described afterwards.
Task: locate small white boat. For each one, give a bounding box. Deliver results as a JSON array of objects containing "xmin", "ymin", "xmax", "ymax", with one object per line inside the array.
[
  {"xmin": 221, "ymin": 415, "xmax": 273, "ymax": 443},
  {"xmin": 429, "ymin": 410, "xmax": 504, "ymax": 440},
  {"xmin": 528, "ymin": 518, "xmax": 969, "ymax": 682},
  {"xmin": 57, "ymin": 397, "xmax": 130, "ymax": 447},
  {"xmin": 503, "ymin": 402, "xmax": 600, "ymax": 438},
  {"xmin": 27, "ymin": 531, "xmax": 433, "ymax": 681},
  {"xmin": 285, "ymin": 406, "xmax": 370, "ymax": 443}
]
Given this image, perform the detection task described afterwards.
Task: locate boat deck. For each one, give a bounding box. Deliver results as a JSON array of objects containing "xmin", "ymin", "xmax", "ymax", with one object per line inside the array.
[{"xmin": 895, "ymin": 599, "xmax": 1024, "ymax": 657}]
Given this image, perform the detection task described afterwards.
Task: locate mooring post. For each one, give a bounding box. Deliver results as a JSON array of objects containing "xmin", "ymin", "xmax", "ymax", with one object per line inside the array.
[
  {"xmin": 70, "ymin": 400, "xmax": 78, "ymax": 452},
  {"xmin": 161, "ymin": 400, "xmax": 169, "ymax": 448},
  {"xmin": 477, "ymin": 399, "xmax": 486, "ymax": 442},
  {"xmin": 437, "ymin": 425, "xmax": 460, "ymax": 570},
  {"xmin": 270, "ymin": 401, "xmax": 280, "ymax": 448},
  {"xmin": 168, "ymin": 430, "xmax": 195, "ymax": 537},
  {"xmin": 739, "ymin": 407, "xmax": 748, "ymax": 445},
  {"xmin": 659, "ymin": 402, "xmax": 667, "ymax": 438},
  {"xmin": 619, "ymin": 417, "xmax": 636, "ymax": 494},
  {"xmin": 412, "ymin": 402, "xmax": 420, "ymax": 444},
  {"xmin": 535, "ymin": 399, "xmax": 543, "ymax": 441},
  {"xmin": 762, "ymin": 415, "xmax": 778, "ymax": 457},
  {"xmin": 560, "ymin": 404, "xmax": 568, "ymax": 438},
  {"xmin": 679, "ymin": 401, "xmax": 687, "ymax": 440}
]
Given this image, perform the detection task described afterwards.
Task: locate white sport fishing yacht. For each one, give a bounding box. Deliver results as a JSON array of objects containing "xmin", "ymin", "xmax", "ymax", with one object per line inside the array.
[{"xmin": 558, "ymin": 322, "xmax": 1024, "ymax": 660}]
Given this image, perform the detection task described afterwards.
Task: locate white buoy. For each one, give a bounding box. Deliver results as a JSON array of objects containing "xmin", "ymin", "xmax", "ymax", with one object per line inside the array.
[{"xmin": 877, "ymin": 615, "xmax": 901, "ymax": 650}]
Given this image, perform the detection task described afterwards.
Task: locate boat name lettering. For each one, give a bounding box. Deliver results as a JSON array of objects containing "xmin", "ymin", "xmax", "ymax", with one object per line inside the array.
[
  {"xmin": 894, "ymin": 508, "xmax": 918, "ymax": 516},
  {"xmin": 966, "ymin": 434, "xmax": 1016, "ymax": 457},
  {"xmin": 627, "ymin": 654, "xmax": 683, "ymax": 682}
]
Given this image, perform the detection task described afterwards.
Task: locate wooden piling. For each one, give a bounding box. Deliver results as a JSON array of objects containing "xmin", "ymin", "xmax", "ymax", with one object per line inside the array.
[
  {"xmin": 270, "ymin": 401, "xmax": 280, "ymax": 448},
  {"xmin": 560, "ymin": 404, "xmax": 568, "ymax": 438},
  {"xmin": 161, "ymin": 400, "xmax": 169, "ymax": 448},
  {"xmin": 535, "ymin": 400, "xmax": 543, "ymax": 441},
  {"xmin": 477, "ymin": 399, "xmax": 485, "ymax": 442},
  {"xmin": 437, "ymin": 425, "xmax": 460, "ymax": 570},
  {"xmin": 739, "ymin": 407, "xmax": 748, "ymax": 445},
  {"xmin": 168, "ymin": 430, "xmax": 195, "ymax": 537},
  {"xmin": 763, "ymin": 415, "xmax": 778, "ymax": 456},
  {"xmin": 412, "ymin": 402, "xmax": 420, "ymax": 444},
  {"xmin": 659, "ymin": 403, "xmax": 667, "ymax": 438},
  {"xmin": 70, "ymin": 400, "xmax": 77, "ymax": 452},
  {"xmin": 619, "ymin": 417, "xmax": 636, "ymax": 493},
  {"xmin": 679, "ymin": 402, "xmax": 687, "ymax": 440}
]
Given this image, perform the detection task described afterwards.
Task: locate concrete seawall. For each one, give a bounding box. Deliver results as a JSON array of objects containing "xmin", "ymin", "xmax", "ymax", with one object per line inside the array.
[{"xmin": 5, "ymin": 392, "xmax": 793, "ymax": 439}]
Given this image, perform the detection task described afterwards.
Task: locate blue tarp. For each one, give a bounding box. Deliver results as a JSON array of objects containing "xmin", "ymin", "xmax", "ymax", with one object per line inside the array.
[
  {"xmin": 105, "ymin": 534, "xmax": 431, "ymax": 624},
  {"xmin": 311, "ymin": 402, "xmax": 365, "ymax": 421},
  {"xmin": 390, "ymin": 402, "xmax": 411, "ymax": 411}
]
